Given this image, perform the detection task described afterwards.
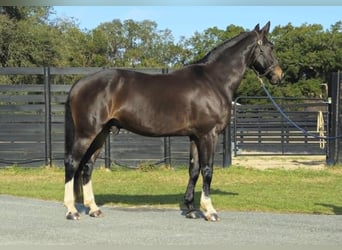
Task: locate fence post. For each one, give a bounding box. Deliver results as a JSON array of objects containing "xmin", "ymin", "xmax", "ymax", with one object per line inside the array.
[
  {"xmin": 44, "ymin": 66, "xmax": 52, "ymax": 167},
  {"xmin": 327, "ymin": 71, "xmax": 342, "ymax": 165},
  {"xmin": 161, "ymin": 68, "xmax": 172, "ymax": 166},
  {"xmin": 164, "ymin": 136, "xmax": 171, "ymax": 166},
  {"xmin": 222, "ymin": 124, "xmax": 232, "ymax": 167},
  {"xmin": 104, "ymin": 135, "xmax": 111, "ymax": 169}
]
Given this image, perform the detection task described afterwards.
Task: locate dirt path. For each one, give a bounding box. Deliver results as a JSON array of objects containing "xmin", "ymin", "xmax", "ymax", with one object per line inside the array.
[{"xmin": 232, "ymin": 155, "xmax": 326, "ymax": 170}]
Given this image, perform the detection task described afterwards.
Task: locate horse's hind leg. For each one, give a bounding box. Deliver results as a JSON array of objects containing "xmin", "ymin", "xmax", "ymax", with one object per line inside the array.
[
  {"xmin": 82, "ymin": 148, "xmax": 104, "ymax": 218},
  {"xmin": 81, "ymin": 126, "xmax": 118, "ymax": 218},
  {"xmin": 64, "ymin": 137, "xmax": 92, "ymax": 220},
  {"xmin": 64, "ymin": 136, "xmax": 105, "ymax": 220},
  {"xmin": 64, "ymin": 153, "xmax": 81, "ymax": 220}
]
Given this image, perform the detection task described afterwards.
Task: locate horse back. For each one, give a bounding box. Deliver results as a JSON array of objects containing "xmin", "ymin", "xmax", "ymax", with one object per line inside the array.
[{"xmin": 69, "ymin": 68, "xmax": 230, "ymax": 137}]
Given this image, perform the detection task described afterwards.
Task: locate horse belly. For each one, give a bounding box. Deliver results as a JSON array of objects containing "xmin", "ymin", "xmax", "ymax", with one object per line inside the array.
[{"xmin": 116, "ymin": 108, "xmax": 192, "ymax": 137}]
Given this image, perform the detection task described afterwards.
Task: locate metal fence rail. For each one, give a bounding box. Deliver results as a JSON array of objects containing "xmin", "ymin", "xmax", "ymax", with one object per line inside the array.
[
  {"xmin": 233, "ymin": 96, "xmax": 328, "ymax": 156},
  {"xmin": 0, "ymin": 67, "xmax": 332, "ymax": 168}
]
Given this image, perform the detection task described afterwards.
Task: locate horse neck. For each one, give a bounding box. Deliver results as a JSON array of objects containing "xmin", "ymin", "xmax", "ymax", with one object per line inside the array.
[{"xmin": 208, "ymin": 33, "xmax": 258, "ymax": 92}]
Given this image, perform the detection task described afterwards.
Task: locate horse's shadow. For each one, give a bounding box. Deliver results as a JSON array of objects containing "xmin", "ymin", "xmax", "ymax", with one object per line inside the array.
[
  {"xmin": 96, "ymin": 188, "xmax": 238, "ymax": 208},
  {"xmin": 315, "ymin": 203, "xmax": 342, "ymax": 215}
]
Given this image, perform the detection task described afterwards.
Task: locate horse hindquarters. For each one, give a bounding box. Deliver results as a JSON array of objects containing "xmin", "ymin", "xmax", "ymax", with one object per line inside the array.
[{"xmin": 64, "ymin": 97, "xmax": 110, "ymax": 219}]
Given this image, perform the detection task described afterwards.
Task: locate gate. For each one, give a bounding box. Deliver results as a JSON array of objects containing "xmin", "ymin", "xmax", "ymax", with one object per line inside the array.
[{"xmin": 232, "ymin": 96, "xmax": 329, "ymax": 156}]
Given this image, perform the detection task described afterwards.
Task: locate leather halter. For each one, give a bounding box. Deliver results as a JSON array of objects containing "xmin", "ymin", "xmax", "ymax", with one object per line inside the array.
[{"xmin": 251, "ymin": 39, "xmax": 278, "ymax": 77}]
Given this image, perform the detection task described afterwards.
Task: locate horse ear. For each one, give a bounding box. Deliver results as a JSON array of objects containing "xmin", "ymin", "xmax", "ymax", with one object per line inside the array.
[
  {"xmin": 254, "ymin": 23, "xmax": 260, "ymax": 32},
  {"xmin": 261, "ymin": 21, "xmax": 271, "ymax": 35}
]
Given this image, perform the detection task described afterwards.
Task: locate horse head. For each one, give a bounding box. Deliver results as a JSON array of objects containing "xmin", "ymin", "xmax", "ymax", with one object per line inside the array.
[{"xmin": 251, "ymin": 21, "xmax": 283, "ymax": 85}]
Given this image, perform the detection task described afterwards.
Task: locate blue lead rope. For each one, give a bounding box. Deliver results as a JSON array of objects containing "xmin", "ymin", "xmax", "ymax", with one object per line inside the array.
[{"xmin": 259, "ymin": 78, "xmax": 341, "ymax": 140}]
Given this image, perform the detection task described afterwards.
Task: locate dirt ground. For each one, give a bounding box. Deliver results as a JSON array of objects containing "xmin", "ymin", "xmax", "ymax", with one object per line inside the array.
[{"xmin": 231, "ymin": 154, "xmax": 327, "ymax": 170}]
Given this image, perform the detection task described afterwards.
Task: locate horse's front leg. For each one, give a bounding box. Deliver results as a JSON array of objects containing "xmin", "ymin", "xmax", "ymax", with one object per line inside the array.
[
  {"xmin": 184, "ymin": 139, "xmax": 201, "ymax": 219},
  {"xmin": 198, "ymin": 133, "xmax": 219, "ymax": 222}
]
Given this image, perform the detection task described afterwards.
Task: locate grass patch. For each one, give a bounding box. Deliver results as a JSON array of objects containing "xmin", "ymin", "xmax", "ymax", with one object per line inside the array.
[{"xmin": 0, "ymin": 165, "xmax": 341, "ymax": 215}]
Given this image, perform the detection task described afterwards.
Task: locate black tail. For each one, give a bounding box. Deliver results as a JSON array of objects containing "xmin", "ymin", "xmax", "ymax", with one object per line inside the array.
[
  {"xmin": 64, "ymin": 95, "xmax": 83, "ymax": 203},
  {"xmin": 64, "ymin": 95, "xmax": 74, "ymax": 158}
]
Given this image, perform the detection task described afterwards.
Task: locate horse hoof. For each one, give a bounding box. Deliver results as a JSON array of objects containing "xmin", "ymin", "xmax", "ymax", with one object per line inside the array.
[
  {"xmin": 185, "ymin": 210, "xmax": 201, "ymax": 219},
  {"xmin": 205, "ymin": 213, "xmax": 220, "ymax": 222},
  {"xmin": 66, "ymin": 212, "xmax": 81, "ymax": 220},
  {"xmin": 89, "ymin": 209, "xmax": 104, "ymax": 218}
]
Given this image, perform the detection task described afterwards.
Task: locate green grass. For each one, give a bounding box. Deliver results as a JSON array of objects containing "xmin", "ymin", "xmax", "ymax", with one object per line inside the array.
[{"xmin": 0, "ymin": 165, "xmax": 341, "ymax": 215}]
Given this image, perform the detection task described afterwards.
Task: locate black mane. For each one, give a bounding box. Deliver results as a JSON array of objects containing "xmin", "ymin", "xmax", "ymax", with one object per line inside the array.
[{"xmin": 189, "ymin": 31, "xmax": 251, "ymax": 65}]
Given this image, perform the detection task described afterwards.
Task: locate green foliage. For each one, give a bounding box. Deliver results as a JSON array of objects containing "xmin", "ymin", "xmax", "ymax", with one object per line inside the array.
[
  {"xmin": 179, "ymin": 24, "xmax": 244, "ymax": 64},
  {"xmin": 93, "ymin": 19, "xmax": 184, "ymax": 68},
  {"xmin": 0, "ymin": 14, "xmax": 15, "ymax": 67},
  {"xmin": 272, "ymin": 22, "xmax": 342, "ymax": 83},
  {"xmin": 0, "ymin": 7, "xmax": 341, "ymax": 99}
]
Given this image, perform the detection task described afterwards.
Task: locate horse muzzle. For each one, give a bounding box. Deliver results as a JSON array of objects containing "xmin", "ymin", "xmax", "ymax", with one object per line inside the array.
[{"xmin": 269, "ymin": 65, "xmax": 284, "ymax": 85}]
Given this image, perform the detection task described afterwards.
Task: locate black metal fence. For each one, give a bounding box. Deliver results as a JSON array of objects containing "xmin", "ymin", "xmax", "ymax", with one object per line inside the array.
[
  {"xmin": 232, "ymin": 96, "xmax": 328, "ymax": 156},
  {"xmin": 0, "ymin": 67, "xmax": 332, "ymax": 168},
  {"xmin": 0, "ymin": 67, "xmax": 231, "ymax": 168}
]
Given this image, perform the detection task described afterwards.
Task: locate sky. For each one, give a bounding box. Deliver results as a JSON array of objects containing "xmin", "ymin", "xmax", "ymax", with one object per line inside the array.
[{"xmin": 51, "ymin": 6, "xmax": 342, "ymax": 41}]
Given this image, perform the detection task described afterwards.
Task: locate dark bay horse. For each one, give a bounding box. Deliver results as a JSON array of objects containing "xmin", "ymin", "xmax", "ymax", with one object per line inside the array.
[{"xmin": 64, "ymin": 22, "xmax": 283, "ymax": 221}]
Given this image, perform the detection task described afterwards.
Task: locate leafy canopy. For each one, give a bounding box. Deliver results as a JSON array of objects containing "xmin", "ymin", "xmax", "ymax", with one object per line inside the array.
[{"xmin": 1, "ymin": 7, "xmax": 341, "ymax": 100}]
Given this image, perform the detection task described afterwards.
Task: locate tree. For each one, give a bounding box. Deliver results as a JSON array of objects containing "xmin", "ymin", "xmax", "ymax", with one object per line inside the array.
[
  {"xmin": 8, "ymin": 19, "xmax": 59, "ymax": 66},
  {"xmin": 0, "ymin": 6, "xmax": 51, "ymax": 22},
  {"xmin": 0, "ymin": 14, "xmax": 15, "ymax": 67},
  {"xmin": 178, "ymin": 24, "xmax": 245, "ymax": 65},
  {"xmin": 269, "ymin": 22, "xmax": 342, "ymax": 98},
  {"xmin": 0, "ymin": 6, "xmax": 58, "ymax": 67},
  {"xmin": 0, "ymin": 6, "xmax": 340, "ymax": 100},
  {"xmin": 271, "ymin": 22, "xmax": 342, "ymax": 82},
  {"xmin": 327, "ymin": 21, "xmax": 342, "ymax": 74},
  {"xmin": 94, "ymin": 19, "xmax": 184, "ymax": 67}
]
